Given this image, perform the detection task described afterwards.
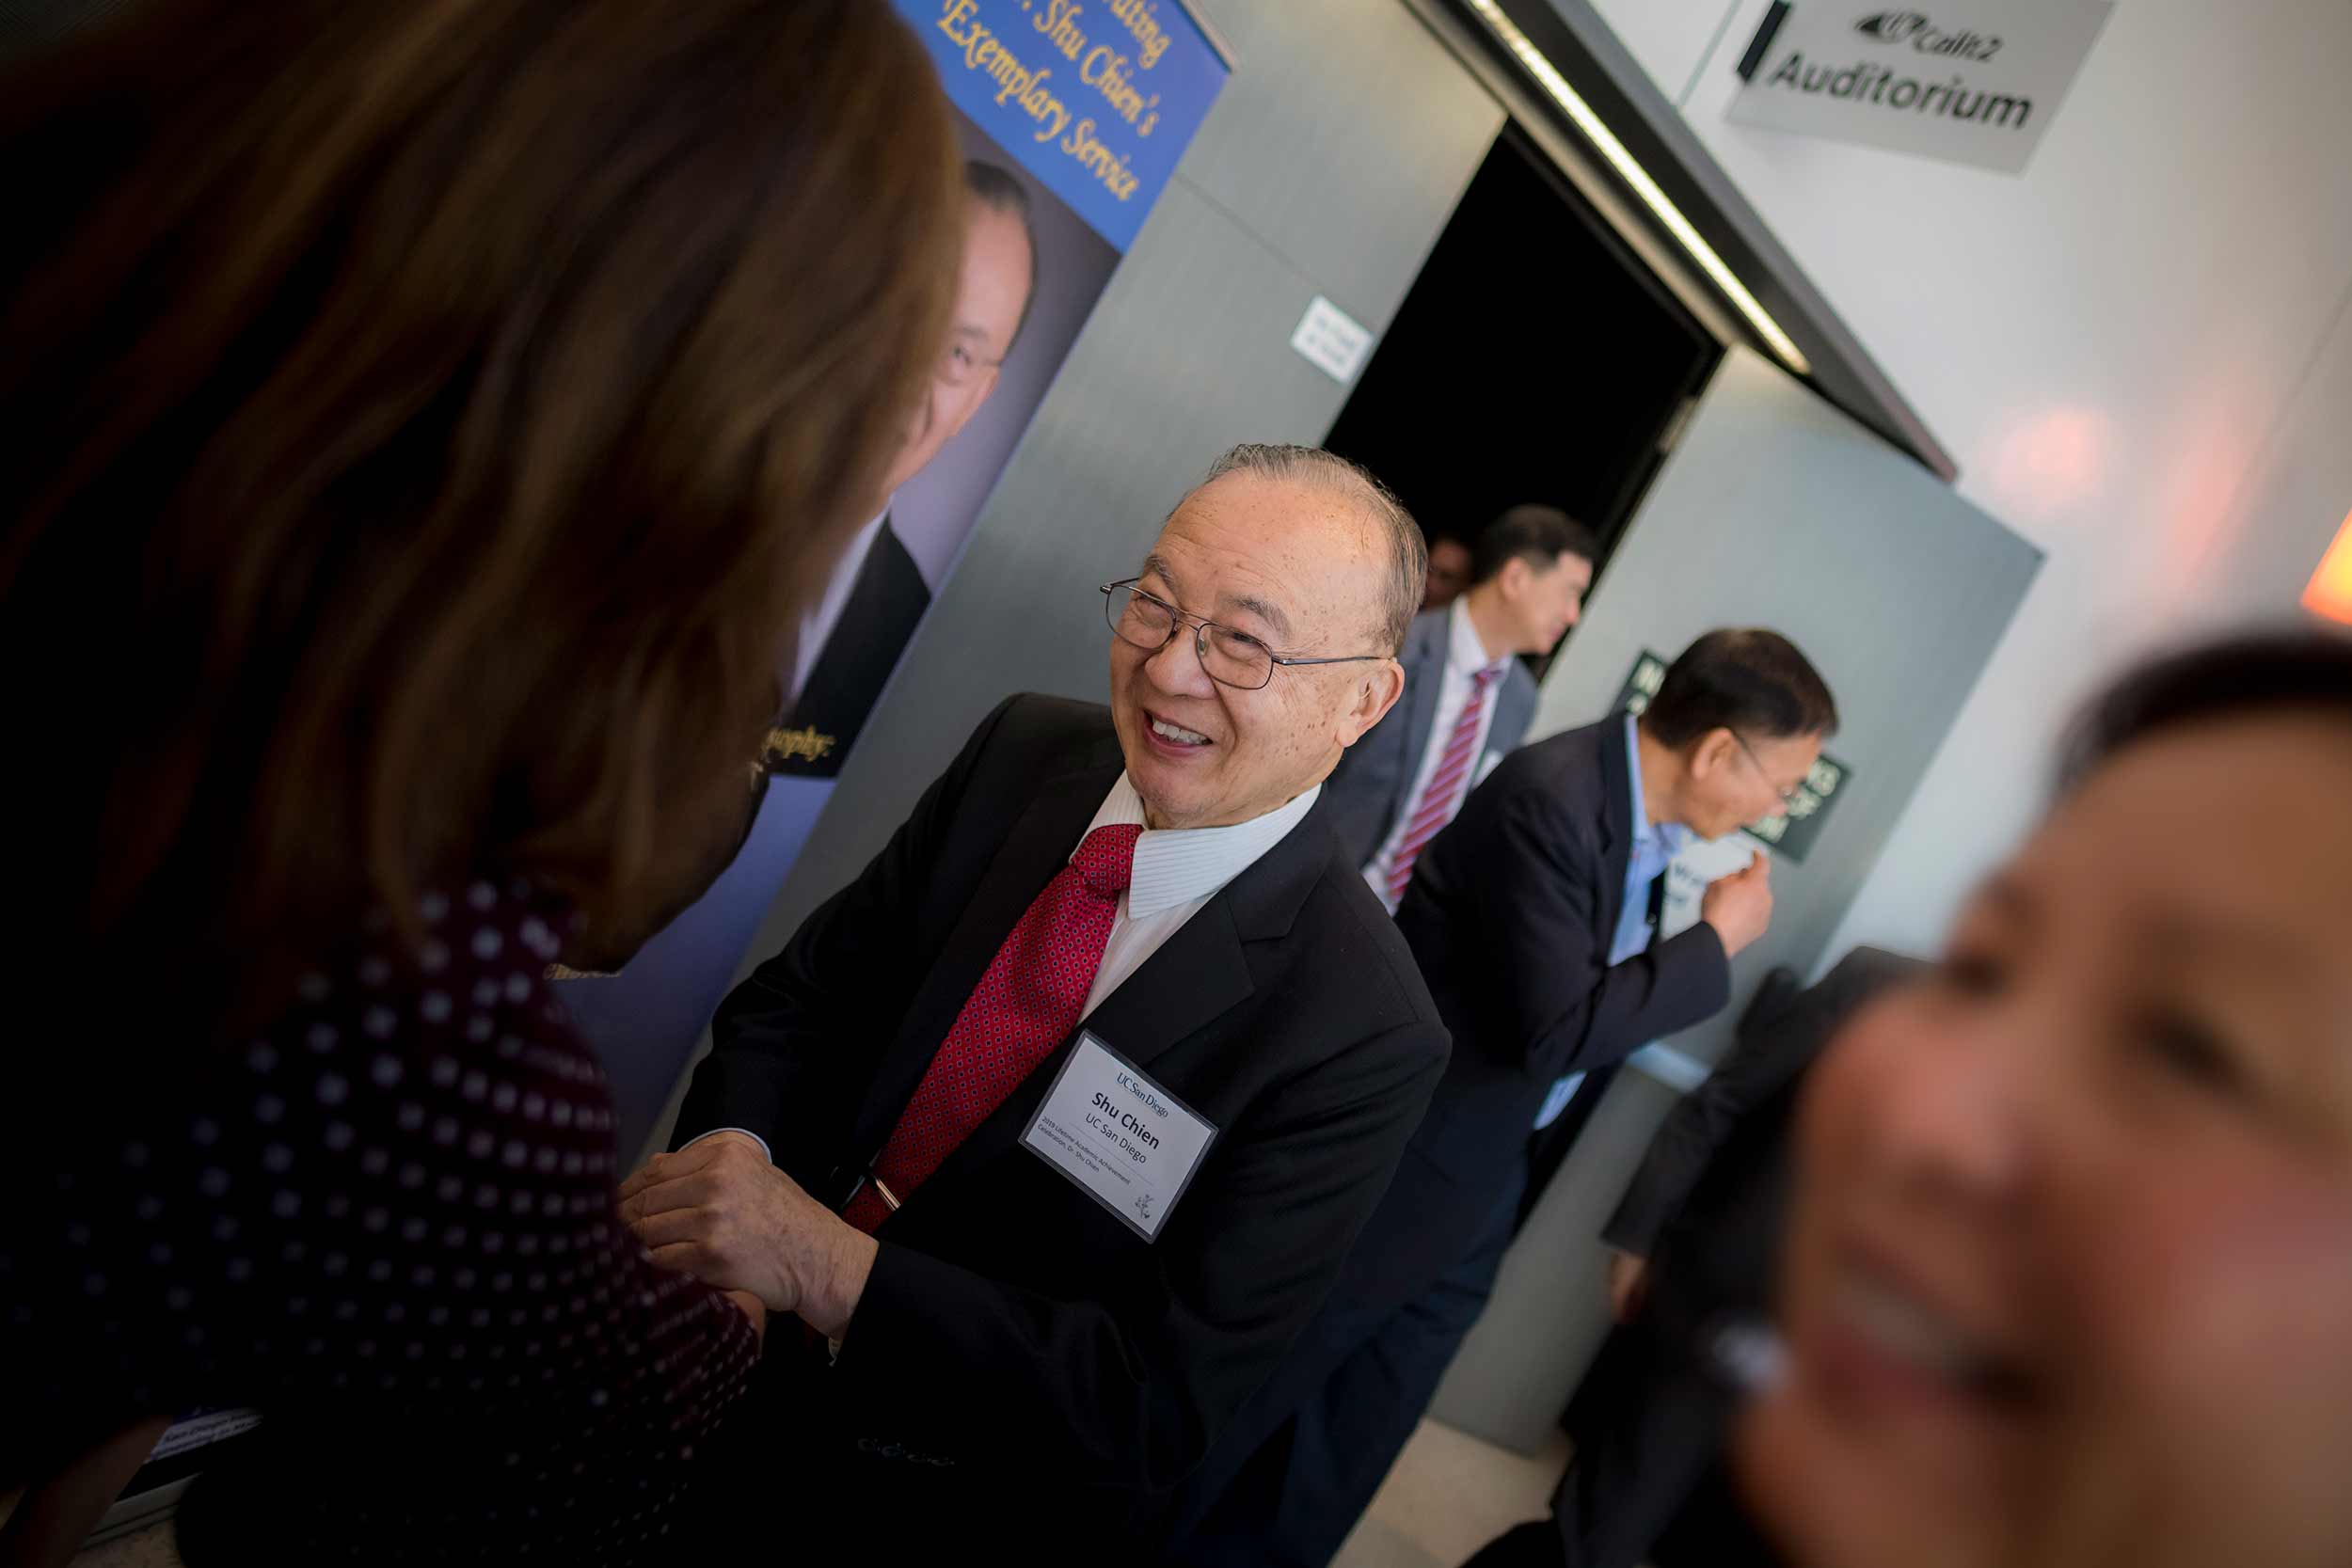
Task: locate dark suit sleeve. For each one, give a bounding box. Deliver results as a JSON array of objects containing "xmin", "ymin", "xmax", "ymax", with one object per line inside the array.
[
  {"xmin": 836, "ymin": 1012, "xmax": 1448, "ymax": 1493},
  {"xmin": 674, "ymin": 696, "xmax": 1021, "ymax": 1159},
  {"xmin": 1602, "ymin": 946, "xmax": 1922, "ymax": 1254},
  {"xmin": 1476, "ymin": 784, "xmax": 1730, "ymax": 1082}
]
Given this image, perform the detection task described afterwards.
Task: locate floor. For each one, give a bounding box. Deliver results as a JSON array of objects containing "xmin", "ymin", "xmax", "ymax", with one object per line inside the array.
[
  {"xmin": 75, "ymin": 1520, "xmax": 177, "ymax": 1568},
  {"xmin": 48, "ymin": 1417, "xmax": 1568, "ymax": 1568},
  {"xmin": 1335, "ymin": 1418, "xmax": 1572, "ymax": 1568}
]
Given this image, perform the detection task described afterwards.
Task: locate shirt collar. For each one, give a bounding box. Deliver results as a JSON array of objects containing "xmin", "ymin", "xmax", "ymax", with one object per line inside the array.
[
  {"xmin": 1447, "ymin": 597, "xmax": 1511, "ymax": 677},
  {"xmin": 1622, "ymin": 713, "xmax": 1690, "ymax": 859},
  {"xmin": 1082, "ymin": 773, "xmax": 1323, "ymax": 919}
]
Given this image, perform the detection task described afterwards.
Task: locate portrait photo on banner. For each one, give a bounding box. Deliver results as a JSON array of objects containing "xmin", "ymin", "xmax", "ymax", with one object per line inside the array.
[{"xmin": 559, "ymin": 0, "xmax": 1234, "ymax": 1159}]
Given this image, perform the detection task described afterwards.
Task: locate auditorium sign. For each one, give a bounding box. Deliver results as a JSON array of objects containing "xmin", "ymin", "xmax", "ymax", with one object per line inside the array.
[{"xmin": 1726, "ymin": 1, "xmax": 2111, "ymax": 174}]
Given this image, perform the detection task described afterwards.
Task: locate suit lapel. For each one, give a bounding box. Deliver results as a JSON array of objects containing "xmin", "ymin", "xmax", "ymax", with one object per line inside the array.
[
  {"xmin": 1078, "ymin": 896, "xmax": 1252, "ymax": 1074},
  {"xmin": 893, "ymin": 797, "xmax": 1338, "ymax": 1225},
  {"xmin": 1593, "ymin": 717, "xmax": 1636, "ymax": 944},
  {"xmin": 845, "ymin": 760, "xmax": 1119, "ymax": 1162},
  {"xmin": 1386, "ymin": 614, "xmax": 1450, "ymax": 827},
  {"xmin": 906, "ymin": 898, "xmax": 1255, "ymax": 1218}
]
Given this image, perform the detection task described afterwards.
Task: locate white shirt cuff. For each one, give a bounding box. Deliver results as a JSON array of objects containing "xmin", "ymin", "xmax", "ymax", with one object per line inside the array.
[{"xmin": 683, "ymin": 1126, "xmax": 773, "ymax": 1164}]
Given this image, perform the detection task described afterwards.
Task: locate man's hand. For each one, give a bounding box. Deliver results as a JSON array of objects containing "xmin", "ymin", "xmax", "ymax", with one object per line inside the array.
[
  {"xmin": 1606, "ymin": 1248, "xmax": 1651, "ymax": 1323},
  {"xmin": 617, "ymin": 1135, "xmax": 877, "ymax": 1341},
  {"xmin": 1700, "ymin": 852, "xmax": 1773, "ymax": 957}
]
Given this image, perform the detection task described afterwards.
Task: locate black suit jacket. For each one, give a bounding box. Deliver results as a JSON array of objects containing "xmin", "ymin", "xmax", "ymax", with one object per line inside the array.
[
  {"xmin": 770, "ymin": 517, "xmax": 930, "ymax": 778},
  {"xmin": 1601, "ymin": 946, "xmax": 1925, "ymax": 1321},
  {"xmin": 1358, "ymin": 718, "xmax": 1731, "ymax": 1302},
  {"xmin": 679, "ymin": 694, "xmax": 1449, "ymax": 1513}
]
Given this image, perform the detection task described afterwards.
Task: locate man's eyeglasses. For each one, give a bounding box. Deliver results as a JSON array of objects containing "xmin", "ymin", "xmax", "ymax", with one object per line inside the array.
[
  {"xmin": 1101, "ymin": 580, "xmax": 1389, "ymax": 692},
  {"xmin": 1732, "ymin": 731, "xmax": 1805, "ymax": 807}
]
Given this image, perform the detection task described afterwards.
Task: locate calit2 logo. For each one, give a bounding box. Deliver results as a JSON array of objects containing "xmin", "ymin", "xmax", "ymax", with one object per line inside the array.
[
  {"xmin": 1854, "ymin": 9, "xmax": 2003, "ymax": 61},
  {"xmin": 1854, "ymin": 10, "xmax": 1929, "ymax": 42}
]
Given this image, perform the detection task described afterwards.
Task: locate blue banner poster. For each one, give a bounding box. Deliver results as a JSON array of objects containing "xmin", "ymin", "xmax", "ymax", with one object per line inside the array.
[
  {"xmin": 918, "ymin": 0, "xmax": 1232, "ymax": 250},
  {"xmin": 563, "ymin": 2, "xmax": 1230, "ymax": 1160}
]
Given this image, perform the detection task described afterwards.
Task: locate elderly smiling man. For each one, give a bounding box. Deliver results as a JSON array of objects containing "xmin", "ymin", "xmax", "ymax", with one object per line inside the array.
[{"xmin": 619, "ymin": 443, "xmax": 1450, "ymax": 1541}]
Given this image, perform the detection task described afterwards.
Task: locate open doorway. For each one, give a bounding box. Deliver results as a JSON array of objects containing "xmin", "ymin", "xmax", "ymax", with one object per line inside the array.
[{"xmin": 1323, "ymin": 125, "xmax": 1718, "ymax": 673}]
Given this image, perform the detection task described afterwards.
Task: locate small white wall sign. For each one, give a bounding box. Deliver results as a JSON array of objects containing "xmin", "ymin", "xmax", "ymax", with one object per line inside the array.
[{"xmin": 1290, "ymin": 294, "xmax": 1375, "ymax": 384}]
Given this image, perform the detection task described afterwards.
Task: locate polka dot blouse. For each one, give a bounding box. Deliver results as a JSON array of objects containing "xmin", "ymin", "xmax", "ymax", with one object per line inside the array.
[{"xmin": 0, "ymin": 879, "xmax": 759, "ymax": 1561}]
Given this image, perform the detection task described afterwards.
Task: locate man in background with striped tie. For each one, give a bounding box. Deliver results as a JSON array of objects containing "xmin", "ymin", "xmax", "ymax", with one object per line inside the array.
[
  {"xmin": 617, "ymin": 444, "xmax": 1450, "ymax": 1550},
  {"xmin": 1164, "ymin": 628, "xmax": 1836, "ymax": 1568},
  {"xmin": 1324, "ymin": 504, "xmax": 1597, "ymax": 910}
]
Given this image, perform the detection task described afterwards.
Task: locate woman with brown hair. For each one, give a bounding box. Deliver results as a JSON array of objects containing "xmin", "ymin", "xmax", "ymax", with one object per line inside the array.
[
  {"xmin": 1740, "ymin": 628, "xmax": 2352, "ymax": 1568},
  {"xmin": 0, "ymin": 0, "xmax": 961, "ymax": 1558}
]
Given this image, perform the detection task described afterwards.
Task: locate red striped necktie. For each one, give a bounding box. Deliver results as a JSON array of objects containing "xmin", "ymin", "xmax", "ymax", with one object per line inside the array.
[
  {"xmin": 843, "ymin": 822, "xmax": 1144, "ymax": 1233},
  {"xmin": 1385, "ymin": 665, "xmax": 1503, "ymax": 906}
]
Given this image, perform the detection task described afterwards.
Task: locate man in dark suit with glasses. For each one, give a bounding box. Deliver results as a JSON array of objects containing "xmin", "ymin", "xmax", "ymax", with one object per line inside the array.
[
  {"xmin": 1166, "ymin": 628, "xmax": 1838, "ymax": 1567},
  {"xmin": 621, "ymin": 444, "xmax": 1451, "ymax": 1549}
]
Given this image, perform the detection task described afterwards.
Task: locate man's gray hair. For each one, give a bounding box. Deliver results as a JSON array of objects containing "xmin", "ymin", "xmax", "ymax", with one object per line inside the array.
[{"xmin": 1196, "ymin": 443, "xmax": 1424, "ymax": 655}]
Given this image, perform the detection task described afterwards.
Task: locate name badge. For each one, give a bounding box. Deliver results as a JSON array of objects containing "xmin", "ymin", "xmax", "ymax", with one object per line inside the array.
[{"xmin": 1020, "ymin": 1032, "xmax": 1217, "ymax": 1241}]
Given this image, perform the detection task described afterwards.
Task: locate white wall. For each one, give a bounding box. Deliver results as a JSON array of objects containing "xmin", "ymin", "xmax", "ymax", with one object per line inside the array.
[
  {"xmin": 1587, "ymin": 0, "xmax": 1753, "ymax": 106},
  {"xmin": 1581, "ymin": 0, "xmax": 2352, "ymax": 958},
  {"xmin": 2177, "ymin": 287, "xmax": 2352, "ymax": 637}
]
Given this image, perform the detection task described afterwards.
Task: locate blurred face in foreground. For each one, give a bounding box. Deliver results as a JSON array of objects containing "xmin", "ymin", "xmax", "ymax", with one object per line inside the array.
[{"xmin": 1741, "ymin": 711, "xmax": 2352, "ymax": 1568}]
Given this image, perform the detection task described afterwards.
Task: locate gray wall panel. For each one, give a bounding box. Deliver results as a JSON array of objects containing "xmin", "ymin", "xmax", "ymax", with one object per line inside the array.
[{"xmin": 1179, "ymin": 0, "xmax": 1505, "ymax": 322}]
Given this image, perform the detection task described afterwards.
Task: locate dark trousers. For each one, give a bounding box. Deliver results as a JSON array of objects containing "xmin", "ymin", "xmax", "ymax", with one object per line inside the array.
[
  {"xmin": 1459, "ymin": 1316, "xmax": 1777, "ymax": 1568},
  {"xmin": 1162, "ymin": 1177, "xmax": 1524, "ymax": 1568}
]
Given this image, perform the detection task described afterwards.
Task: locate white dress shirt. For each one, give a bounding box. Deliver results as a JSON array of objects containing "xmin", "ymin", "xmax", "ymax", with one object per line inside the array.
[
  {"xmin": 1076, "ymin": 772, "xmax": 1321, "ymax": 1016},
  {"xmin": 1361, "ymin": 598, "xmax": 1515, "ymax": 911},
  {"xmin": 693, "ymin": 771, "xmax": 1321, "ymax": 1163},
  {"xmin": 790, "ymin": 508, "xmax": 889, "ymax": 700}
]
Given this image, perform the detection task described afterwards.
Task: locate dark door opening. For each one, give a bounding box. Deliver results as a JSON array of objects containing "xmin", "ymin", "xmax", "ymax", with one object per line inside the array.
[{"xmin": 1324, "ymin": 126, "xmax": 1719, "ymax": 667}]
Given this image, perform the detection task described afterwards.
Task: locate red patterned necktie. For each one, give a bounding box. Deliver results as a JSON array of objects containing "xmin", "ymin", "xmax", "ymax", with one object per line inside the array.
[
  {"xmin": 1384, "ymin": 665, "xmax": 1503, "ymax": 906},
  {"xmin": 842, "ymin": 822, "xmax": 1144, "ymax": 1233}
]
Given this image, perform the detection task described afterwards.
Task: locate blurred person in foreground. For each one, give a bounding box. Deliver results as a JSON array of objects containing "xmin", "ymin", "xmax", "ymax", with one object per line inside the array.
[
  {"xmin": 0, "ymin": 0, "xmax": 962, "ymax": 1560},
  {"xmin": 1741, "ymin": 628, "xmax": 2352, "ymax": 1568},
  {"xmin": 1462, "ymin": 946, "xmax": 1923, "ymax": 1568}
]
